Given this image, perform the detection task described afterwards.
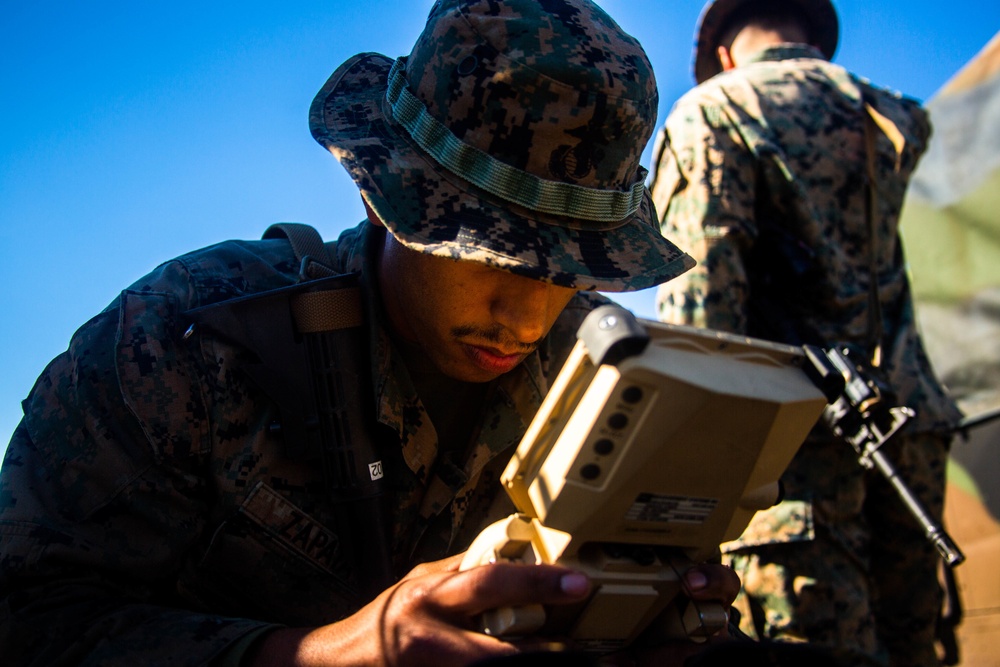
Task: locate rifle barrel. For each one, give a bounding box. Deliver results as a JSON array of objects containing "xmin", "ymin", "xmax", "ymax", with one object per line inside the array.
[
  {"xmin": 870, "ymin": 448, "xmax": 965, "ymax": 567},
  {"xmin": 958, "ymin": 407, "xmax": 1000, "ymax": 432}
]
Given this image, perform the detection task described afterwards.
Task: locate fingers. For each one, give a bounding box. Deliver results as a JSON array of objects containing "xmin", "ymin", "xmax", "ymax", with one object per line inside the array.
[
  {"xmin": 420, "ymin": 561, "xmax": 591, "ymax": 617},
  {"xmin": 283, "ymin": 556, "xmax": 730, "ymax": 667},
  {"xmin": 681, "ymin": 563, "xmax": 740, "ymax": 605},
  {"xmin": 371, "ymin": 561, "xmax": 589, "ymax": 667}
]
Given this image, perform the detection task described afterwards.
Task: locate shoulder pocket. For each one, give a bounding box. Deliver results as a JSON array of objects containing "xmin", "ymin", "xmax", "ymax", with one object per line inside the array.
[{"xmin": 117, "ymin": 290, "xmax": 211, "ymax": 459}]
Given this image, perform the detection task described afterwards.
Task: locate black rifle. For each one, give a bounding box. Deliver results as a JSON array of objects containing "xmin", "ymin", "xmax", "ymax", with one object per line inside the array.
[
  {"xmin": 802, "ymin": 345, "xmax": 965, "ymax": 568},
  {"xmin": 957, "ymin": 406, "xmax": 1000, "ymax": 435}
]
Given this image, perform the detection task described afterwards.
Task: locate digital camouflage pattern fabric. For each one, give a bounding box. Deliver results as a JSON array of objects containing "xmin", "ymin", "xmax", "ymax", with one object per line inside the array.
[
  {"xmin": 0, "ymin": 220, "xmax": 608, "ymax": 665},
  {"xmin": 650, "ymin": 44, "xmax": 962, "ymax": 667},
  {"xmin": 310, "ymin": 0, "xmax": 694, "ymax": 292},
  {"xmin": 651, "ymin": 44, "xmax": 959, "ymax": 436}
]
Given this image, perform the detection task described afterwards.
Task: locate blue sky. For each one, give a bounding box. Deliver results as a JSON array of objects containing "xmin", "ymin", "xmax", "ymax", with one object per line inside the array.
[{"xmin": 2, "ymin": 1, "xmax": 998, "ymax": 454}]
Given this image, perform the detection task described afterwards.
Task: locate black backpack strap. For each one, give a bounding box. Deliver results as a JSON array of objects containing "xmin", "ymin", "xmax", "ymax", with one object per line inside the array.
[
  {"xmin": 263, "ymin": 222, "xmax": 336, "ymax": 280},
  {"xmin": 184, "ymin": 271, "xmax": 392, "ymax": 597}
]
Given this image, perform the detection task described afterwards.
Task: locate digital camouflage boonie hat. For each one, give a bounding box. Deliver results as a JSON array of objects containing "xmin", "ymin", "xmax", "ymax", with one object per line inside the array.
[
  {"xmin": 310, "ymin": 0, "xmax": 694, "ymax": 292},
  {"xmin": 693, "ymin": 0, "xmax": 840, "ymax": 83}
]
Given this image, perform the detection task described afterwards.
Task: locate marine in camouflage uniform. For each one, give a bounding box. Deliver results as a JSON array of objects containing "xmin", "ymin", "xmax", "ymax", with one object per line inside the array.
[
  {"xmin": 649, "ymin": 1, "xmax": 963, "ymax": 665},
  {"xmin": 0, "ymin": 1, "xmax": 706, "ymax": 665},
  {"xmin": 0, "ymin": 220, "xmax": 609, "ymax": 664}
]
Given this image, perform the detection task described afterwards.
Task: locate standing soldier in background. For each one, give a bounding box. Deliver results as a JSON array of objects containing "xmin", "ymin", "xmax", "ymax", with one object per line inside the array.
[{"xmin": 649, "ymin": 0, "xmax": 963, "ymax": 665}]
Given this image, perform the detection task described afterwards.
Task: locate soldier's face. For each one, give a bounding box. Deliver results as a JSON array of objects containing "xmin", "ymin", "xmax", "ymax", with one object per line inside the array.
[{"xmin": 373, "ymin": 217, "xmax": 577, "ymax": 383}]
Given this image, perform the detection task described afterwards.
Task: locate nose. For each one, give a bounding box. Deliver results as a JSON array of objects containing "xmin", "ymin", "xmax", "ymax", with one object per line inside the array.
[{"xmin": 491, "ymin": 274, "xmax": 570, "ymax": 345}]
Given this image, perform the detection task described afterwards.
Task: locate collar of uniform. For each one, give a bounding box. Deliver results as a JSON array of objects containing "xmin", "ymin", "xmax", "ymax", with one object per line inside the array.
[
  {"xmin": 745, "ymin": 43, "xmax": 828, "ymax": 67},
  {"xmin": 375, "ymin": 333, "xmax": 546, "ymax": 484}
]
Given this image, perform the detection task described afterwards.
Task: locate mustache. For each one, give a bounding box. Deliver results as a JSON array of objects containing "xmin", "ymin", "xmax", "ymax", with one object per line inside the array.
[{"xmin": 451, "ymin": 324, "xmax": 539, "ymax": 354}]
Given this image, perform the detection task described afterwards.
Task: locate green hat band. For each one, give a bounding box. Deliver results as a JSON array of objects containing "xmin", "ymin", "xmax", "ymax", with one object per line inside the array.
[{"xmin": 384, "ymin": 57, "xmax": 646, "ymax": 226}]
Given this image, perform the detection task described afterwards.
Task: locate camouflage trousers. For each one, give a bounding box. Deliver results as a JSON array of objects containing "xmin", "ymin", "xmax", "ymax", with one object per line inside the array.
[{"xmin": 724, "ymin": 431, "xmax": 951, "ymax": 667}]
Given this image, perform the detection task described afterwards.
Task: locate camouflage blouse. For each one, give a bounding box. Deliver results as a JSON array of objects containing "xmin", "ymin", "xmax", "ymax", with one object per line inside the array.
[
  {"xmin": 650, "ymin": 44, "xmax": 961, "ymax": 434},
  {"xmin": 0, "ymin": 220, "xmax": 603, "ymax": 665}
]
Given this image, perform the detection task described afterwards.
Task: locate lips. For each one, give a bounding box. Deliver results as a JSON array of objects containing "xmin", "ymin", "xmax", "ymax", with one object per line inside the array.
[{"xmin": 462, "ymin": 343, "xmax": 528, "ymax": 376}]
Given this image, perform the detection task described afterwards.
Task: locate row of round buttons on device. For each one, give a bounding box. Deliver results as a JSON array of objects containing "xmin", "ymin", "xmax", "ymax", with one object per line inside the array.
[{"xmin": 579, "ymin": 384, "xmax": 645, "ymax": 480}]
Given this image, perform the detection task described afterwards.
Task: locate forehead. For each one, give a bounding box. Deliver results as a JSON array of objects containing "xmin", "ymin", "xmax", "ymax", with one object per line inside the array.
[{"xmin": 382, "ymin": 227, "xmax": 578, "ymax": 300}]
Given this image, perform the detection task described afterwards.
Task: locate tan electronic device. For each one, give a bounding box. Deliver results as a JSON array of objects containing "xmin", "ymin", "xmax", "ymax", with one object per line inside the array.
[{"xmin": 460, "ymin": 305, "xmax": 828, "ymax": 651}]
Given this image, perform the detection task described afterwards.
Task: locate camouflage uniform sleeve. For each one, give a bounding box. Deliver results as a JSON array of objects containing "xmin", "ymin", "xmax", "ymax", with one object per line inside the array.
[
  {"xmin": 651, "ymin": 95, "xmax": 756, "ymax": 334},
  {"xmin": 0, "ymin": 259, "xmax": 274, "ymax": 666}
]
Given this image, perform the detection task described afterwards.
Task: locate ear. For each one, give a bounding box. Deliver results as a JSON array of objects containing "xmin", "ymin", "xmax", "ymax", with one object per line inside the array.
[
  {"xmin": 717, "ymin": 45, "xmax": 737, "ymax": 72},
  {"xmin": 363, "ymin": 199, "xmax": 385, "ymax": 228}
]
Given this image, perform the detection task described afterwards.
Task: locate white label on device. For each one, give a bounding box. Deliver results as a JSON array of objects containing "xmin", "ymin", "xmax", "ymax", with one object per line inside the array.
[{"xmin": 625, "ymin": 493, "xmax": 718, "ymax": 524}]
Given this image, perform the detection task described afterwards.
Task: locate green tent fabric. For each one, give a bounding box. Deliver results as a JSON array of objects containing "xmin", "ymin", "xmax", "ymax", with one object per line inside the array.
[
  {"xmin": 901, "ymin": 30, "xmax": 1000, "ymax": 404},
  {"xmin": 903, "ymin": 30, "xmax": 1000, "ymax": 304}
]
